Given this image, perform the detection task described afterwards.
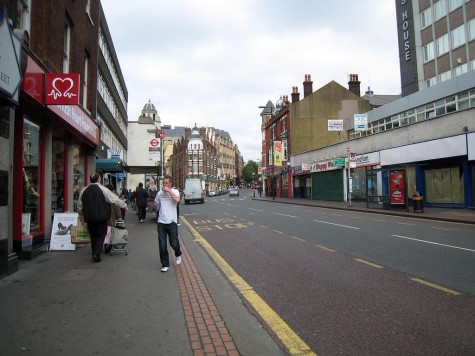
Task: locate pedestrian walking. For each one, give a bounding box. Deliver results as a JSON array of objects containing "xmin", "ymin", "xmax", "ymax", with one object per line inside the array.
[
  {"xmin": 135, "ymin": 182, "xmax": 149, "ymax": 223},
  {"xmin": 154, "ymin": 175, "xmax": 182, "ymax": 272},
  {"xmin": 104, "ymin": 183, "xmax": 123, "ymax": 253},
  {"xmin": 77, "ymin": 172, "xmax": 128, "ymax": 262},
  {"xmin": 257, "ymin": 184, "xmax": 263, "ymax": 197}
]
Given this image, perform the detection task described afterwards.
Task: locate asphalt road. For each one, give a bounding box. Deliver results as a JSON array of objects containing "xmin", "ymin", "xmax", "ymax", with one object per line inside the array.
[{"xmin": 181, "ymin": 192, "xmax": 475, "ymax": 355}]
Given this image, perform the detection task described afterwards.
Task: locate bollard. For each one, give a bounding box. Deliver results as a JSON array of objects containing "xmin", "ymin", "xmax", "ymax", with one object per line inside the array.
[{"xmin": 253, "ymin": 191, "xmax": 255, "ymax": 198}]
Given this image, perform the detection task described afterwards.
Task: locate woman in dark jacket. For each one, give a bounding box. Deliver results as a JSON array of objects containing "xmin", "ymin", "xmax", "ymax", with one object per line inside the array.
[{"xmin": 135, "ymin": 182, "xmax": 149, "ymax": 223}]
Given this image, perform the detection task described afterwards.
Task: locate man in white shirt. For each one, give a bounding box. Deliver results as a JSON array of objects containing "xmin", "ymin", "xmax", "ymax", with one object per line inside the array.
[{"xmin": 154, "ymin": 175, "xmax": 182, "ymax": 272}]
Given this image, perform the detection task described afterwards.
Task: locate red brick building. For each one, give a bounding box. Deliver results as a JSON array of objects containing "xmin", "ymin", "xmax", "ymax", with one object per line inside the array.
[{"xmin": 0, "ymin": 1, "xmax": 127, "ymax": 275}]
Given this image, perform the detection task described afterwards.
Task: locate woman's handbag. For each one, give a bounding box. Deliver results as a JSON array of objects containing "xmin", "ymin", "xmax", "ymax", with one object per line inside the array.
[{"xmin": 70, "ymin": 218, "xmax": 91, "ymax": 244}]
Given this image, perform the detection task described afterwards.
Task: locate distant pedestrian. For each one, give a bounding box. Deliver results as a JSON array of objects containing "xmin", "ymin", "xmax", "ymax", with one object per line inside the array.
[
  {"xmin": 154, "ymin": 175, "xmax": 182, "ymax": 272},
  {"xmin": 135, "ymin": 182, "xmax": 149, "ymax": 223},
  {"xmin": 257, "ymin": 184, "xmax": 263, "ymax": 197},
  {"xmin": 77, "ymin": 172, "xmax": 128, "ymax": 262}
]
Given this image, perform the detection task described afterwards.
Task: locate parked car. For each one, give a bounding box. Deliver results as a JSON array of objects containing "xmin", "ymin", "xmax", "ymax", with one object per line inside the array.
[
  {"xmin": 208, "ymin": 189, "xmax": 216, "ymax": 197},
  {"xmin": 229, "ymin": 187, "xmax": 239, "ymax": 197}
]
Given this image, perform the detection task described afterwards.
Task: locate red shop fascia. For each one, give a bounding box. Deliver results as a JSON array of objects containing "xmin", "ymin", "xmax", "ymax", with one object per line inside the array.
[{"xmin": 14, "ymin": 54, "xmax": 99, "ymax": 257}]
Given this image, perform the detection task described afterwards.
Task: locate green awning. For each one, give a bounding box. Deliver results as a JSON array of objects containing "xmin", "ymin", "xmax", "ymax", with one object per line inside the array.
[{"xmin": 95, "ymin": 158, "xmax": 127, "ymax": 172}]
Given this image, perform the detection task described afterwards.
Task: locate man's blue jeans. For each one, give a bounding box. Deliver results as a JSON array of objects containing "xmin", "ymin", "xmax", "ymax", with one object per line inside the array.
[{"xmin": 157, "ymin": 222, "xmax": 182, "ymax": 267}]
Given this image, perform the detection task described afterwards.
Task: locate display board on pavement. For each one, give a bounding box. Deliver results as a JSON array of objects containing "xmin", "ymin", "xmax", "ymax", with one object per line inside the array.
[{"xmin": 49, "ymin": 212, "xmax": 79, "ymax": 251}]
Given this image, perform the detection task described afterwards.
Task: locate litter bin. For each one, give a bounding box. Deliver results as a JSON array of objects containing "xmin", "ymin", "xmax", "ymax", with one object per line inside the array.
[{"xmin": 412, "ymin": 192, "xmax": 424, "ymax": 213}]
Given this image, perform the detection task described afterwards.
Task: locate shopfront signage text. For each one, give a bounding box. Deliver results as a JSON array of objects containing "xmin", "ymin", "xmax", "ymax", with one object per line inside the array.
[
  {"xmin": 107, "ymin": 149, "xmax": 123, "ymax": 160},
  {"xmin": 0, "ymin": 5, "xmax": 22, "ymax": 98},
  {"xmin": 49, "ymin": 104, "xmax": 99, "ymax": 145},
  {"xmin": 400, "ymin": 0, "xmax": 411, "ymax": 61},
  {"xmin": 310, "ymin": 160, "xmax": 340, "ymax": 173}
]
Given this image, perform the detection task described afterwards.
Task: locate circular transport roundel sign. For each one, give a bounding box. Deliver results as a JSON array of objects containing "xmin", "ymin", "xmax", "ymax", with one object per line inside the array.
[{"xmin": 150, "ymin": 138, "xmax": 159, "ymax": 147}]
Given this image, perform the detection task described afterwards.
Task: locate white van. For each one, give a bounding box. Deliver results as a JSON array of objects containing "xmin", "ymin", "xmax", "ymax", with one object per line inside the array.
[{"xmin": 183, "ymin": 179, "xmax": 205, "ymax": 205}]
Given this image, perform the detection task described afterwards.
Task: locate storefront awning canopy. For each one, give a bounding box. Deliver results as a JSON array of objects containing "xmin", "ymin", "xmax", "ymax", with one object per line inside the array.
[{"xmin": 95, "ymin": 158, "xmax": 128, "ymax": 173}]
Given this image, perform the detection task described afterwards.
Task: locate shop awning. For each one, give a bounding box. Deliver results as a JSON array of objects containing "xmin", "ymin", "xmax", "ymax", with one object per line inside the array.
[{"xmin": 95, "ymin": 158, "xmax": 128, "ymax": 172}]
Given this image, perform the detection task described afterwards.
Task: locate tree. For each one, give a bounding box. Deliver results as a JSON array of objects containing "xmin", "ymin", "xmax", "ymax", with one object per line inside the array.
[{"xmin": 242, "ymin": 160, "xmax": 258, "ymax": 183}]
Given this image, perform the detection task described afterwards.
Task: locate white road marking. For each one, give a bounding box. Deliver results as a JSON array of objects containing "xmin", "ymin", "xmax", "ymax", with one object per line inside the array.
[
  {"xmin": 312, "ymin": 220, "xmax": 360, "ymax": 229},
  {"xmin": 392, "ymin": 235, "xmax": 475, "ymax": 252},
  {"xmin": 272, "ymin": 212, "xmax": 297, "ymax": 218},
  {"xmin": 430, "ymin": 226, "xmax": 452, "ymax": 231}
]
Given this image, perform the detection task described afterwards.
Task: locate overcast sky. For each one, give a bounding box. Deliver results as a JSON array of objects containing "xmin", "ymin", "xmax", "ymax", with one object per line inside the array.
[{"xmin": 101, "ymin": 0, "xmax": 401, "ymax": 163}]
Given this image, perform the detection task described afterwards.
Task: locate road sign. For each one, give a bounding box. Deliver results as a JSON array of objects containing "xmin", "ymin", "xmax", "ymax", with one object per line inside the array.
[
  {"xmin": 350, "ymin": 153, "xmax": 356, "ymax": 161},
  {"xmin": 346, "ymin": 147, "xmax": 351, "ymax": 152},
  {"xmin": 159, "ymin": 131, "xmax": 166, "ymax": 139},
  {"xmin": 334, "ymin": 158, "xmax": 346, "ymax": 166},
  {"xmin": 150, "ymin": 138, "xmax": 159, "ymax": 147}
]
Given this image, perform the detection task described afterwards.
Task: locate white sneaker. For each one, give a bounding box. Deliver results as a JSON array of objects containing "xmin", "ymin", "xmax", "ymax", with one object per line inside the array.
[
  {"xmin": 140, "ymin": 219, "xmax": 143, "ymax": 223},
  {"xmin": 176, "ymin": 256, "xmax": 182, "ymax": 265},
  {"xmin": 161, "ymin": 267, "xmax": 169, "ymax": 272}
]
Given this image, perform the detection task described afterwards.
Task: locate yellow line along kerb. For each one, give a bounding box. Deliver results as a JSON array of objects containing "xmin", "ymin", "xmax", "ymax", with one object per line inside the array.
[{"xmin": 182, "ymin": 216, "xmax": 316, "ymax": 356}]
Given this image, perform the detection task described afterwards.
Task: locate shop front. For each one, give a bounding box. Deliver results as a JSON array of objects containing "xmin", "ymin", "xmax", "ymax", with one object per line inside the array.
[
  {"xmin": 292, "ymin": 164, "xmax": 311, "ymax": 199},
  {"xmin": 0, "ymin": 6, "xmax": 23, "ymax": 276},
  {"xmin": 310, "ymin": 160, "xmax": 345, "ymax": 201},
  {"xmin": 13, "ymin": 54, "xmax": 99, "ymax": 259},
  {"xmin": 380, "ymin": 134, "xmax": 473, "ymax": 209}
]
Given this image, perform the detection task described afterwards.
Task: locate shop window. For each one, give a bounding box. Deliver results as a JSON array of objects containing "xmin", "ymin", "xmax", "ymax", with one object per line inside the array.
[
  {"xmin": 23, "ymin": 119, "xmax": 41, "ymax": 235},
  {"xmin": 52, "ymin": 141, "xmax": 65, "ymax": 215},
  {"xmin": 0, "ymin": 105, "xmax": 9, "ymax": 138},
  {"xmin": 73, "ymin": 146, "xmax": 84, "ymax": 212},
  {"xmin": 425, "ymin": 167, "xmax": 464, "ymax": 203}
]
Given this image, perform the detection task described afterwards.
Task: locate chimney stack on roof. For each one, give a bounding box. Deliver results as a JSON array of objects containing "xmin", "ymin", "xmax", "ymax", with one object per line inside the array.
[
  {"xmin": 291, "ymin": 86, "xmax": 300, "ymax": 103},
  {"xmin": 303, "ymin": 74, "xmax": 313, "ymax": 98},
  {"xmin": 348, "ymin": 73, "xmax": 361, "ymax": 97}
]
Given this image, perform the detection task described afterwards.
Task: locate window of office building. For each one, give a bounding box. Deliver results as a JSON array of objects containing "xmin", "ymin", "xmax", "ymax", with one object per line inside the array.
[
  {"xmin": 469, "ymin": 19, "xmax": 475, "ymax": 41},
  {"xmin": 423, "ymin": 41, "xmax": 435, "ymax": 62},
  {"xmin": 436, "ymin": 33, "xmax": 449, "ymax": 56},
  {"xmin": 449, "ymin": 0, "xmax": 463, "ymax": 11},
  {"xmin": 451, "ymin": 24, "xmax": 466, "ymax": 49},
  {"xmin": 438, "ymin": 69, "xmax": 452, "ymax": 82},
  {"xmin": 454, "ymin": 63, "xmax": 468, "ymax": 76},
  {"xmin": 434, "ymin": 0, "xmax": 447, "ymax": 21},
  {"xmin": 425, "ymin": 76, "xmax": 437, "ymax": 88},
  {"xmin": 421, "ymin": 8, "xmax": 433, "ymax": 28}
]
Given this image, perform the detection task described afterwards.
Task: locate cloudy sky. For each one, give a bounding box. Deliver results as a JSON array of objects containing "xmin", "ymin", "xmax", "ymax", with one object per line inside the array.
[{"xmin": 101, "ymin": 0, "xmax": 401, "ymax": 163}]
